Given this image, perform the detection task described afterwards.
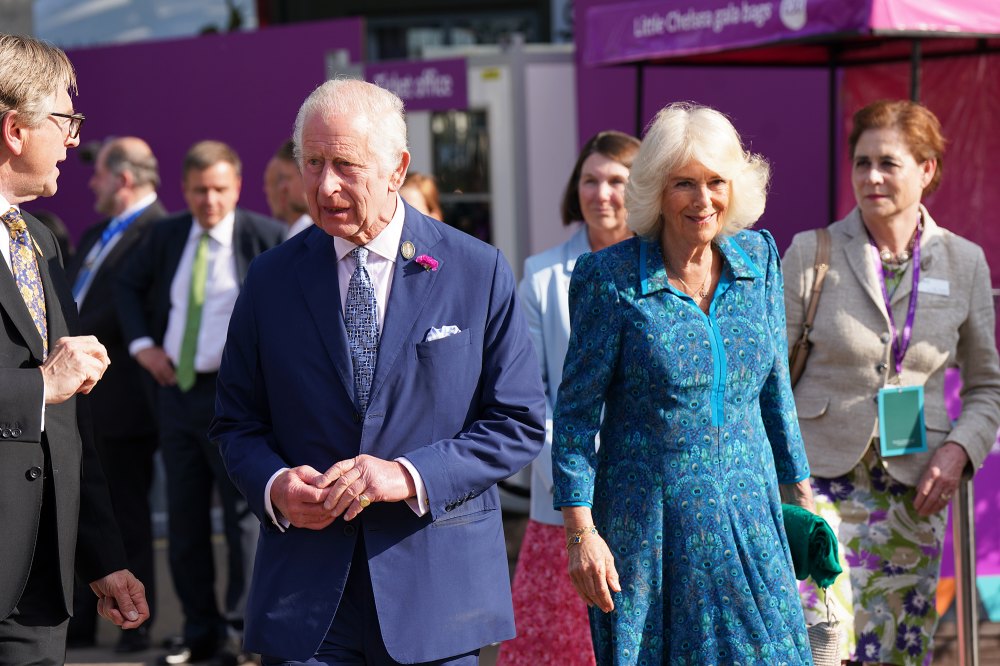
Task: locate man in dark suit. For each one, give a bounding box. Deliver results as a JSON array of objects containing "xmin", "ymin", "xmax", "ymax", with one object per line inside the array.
[
  {"xmin": 211, "ymin": 79, "xmax": 545, "ymax": 664},
  {"xmin": 66, "ymin": 136, "xmax": 167, "ymax": 653},
  {"xmin": 263, "ymin": 139, "xmax": 312, "ymax": 240},
  {"xmin": 116, "ymin": 140, "xmax": 283, "ymax": 665},
  {"xmin": 0, "ymin": 32, "xmax": 149, "ymax": 662}
]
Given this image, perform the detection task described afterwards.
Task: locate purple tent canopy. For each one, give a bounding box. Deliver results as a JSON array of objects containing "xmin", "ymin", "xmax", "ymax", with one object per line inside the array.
[{"xmin": 584, "ymin": 0, "xmax": 1000, "ymax": 67}]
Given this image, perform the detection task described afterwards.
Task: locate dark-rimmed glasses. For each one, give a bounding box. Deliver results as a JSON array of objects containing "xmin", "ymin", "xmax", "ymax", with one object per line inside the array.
[{"xmin": 50, "ymin": 112, "xmax": 86, "ymax": 139}]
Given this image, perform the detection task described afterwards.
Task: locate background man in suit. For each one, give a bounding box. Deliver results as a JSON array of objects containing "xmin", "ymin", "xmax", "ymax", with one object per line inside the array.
[
  {"xmin": 66, "ymin": 136, "xmax": 167, "ymax": 653},
  {"xmin": 0, "ymin": 32, "xmax": 148, "ymax": 662},
  {"xmin": 211, "ymin": 79, "xmax": 545, "ymax": 665},
  {"xmin": 116, "ymin": 140, "xmax": 283, "ymax": 665},
  {"xmin": 263, "ymin": 139, "xmax": 312, "ymax": 239}
]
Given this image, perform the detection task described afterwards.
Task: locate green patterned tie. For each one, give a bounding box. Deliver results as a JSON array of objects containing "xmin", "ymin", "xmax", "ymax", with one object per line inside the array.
[
  {"xmin": 176, "ymin": 233, "xmax": 210, "ymax": 392},
  {"xmin": 2, "ymin": 207, "xmax": 48, "ymax": 358}
]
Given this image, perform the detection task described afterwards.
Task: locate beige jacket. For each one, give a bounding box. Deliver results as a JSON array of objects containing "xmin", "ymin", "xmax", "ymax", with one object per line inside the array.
[{"xmin": 783, "ymin": 206, "xmax": 1000, "ymax": 485}]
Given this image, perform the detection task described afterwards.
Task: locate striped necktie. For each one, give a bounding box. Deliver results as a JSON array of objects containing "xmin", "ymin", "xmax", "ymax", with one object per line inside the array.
[
  {"xmin": 346, "ymin": 246, "xmax": 379, "ymax": 411},
  {"xmin": 2, "ymin": 207, "xmax": 48, "ymax": 357}
]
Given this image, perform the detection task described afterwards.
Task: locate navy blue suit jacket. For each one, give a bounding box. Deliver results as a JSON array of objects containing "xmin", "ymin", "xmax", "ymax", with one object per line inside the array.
[{"xmin": 211, "ymin": 204, "xmax": 545, "ymax": 662}]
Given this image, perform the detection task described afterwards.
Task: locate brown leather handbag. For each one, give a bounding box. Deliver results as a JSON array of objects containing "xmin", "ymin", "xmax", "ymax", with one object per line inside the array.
[{"xmin": 789, "ymin": 227, "xmax": 831, "ymax": 387}]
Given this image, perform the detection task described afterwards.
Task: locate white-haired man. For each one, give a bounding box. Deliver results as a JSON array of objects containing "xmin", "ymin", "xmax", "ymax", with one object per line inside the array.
[{"xmin": 211, "ymin": 78, "xmax": 545, "ymax": 665}]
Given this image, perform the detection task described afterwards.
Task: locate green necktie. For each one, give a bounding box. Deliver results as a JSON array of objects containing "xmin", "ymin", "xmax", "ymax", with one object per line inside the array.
[{"xmin": 176, "ymin": 233, "xmax": 210, "ymax": 392}]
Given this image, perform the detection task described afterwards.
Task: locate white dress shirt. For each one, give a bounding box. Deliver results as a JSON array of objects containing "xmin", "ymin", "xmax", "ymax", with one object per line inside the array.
[
  {"xmin": 0, "ymin": 193, "xmax": 15, "ymax": 271},
  {"xmin": 134, "ymin": 212, "xmax": 240, "ymax": 374},
  {"xmin": 285, "ymin": 214, "xmax": 312, "ymax": 239},
  {"xmin": 264, "ymin": 195, "xmax": 429, "ymax": 529},
  {"xmin": 74, "ymin": 192, "xmax": 158, "ymax": 306}
]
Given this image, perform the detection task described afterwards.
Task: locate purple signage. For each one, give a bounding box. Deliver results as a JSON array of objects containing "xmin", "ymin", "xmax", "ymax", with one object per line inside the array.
[
  {"xmin": 583, "ymin": 0, "xmax": 869, "ymax": 66},
  {"xmin": 365, "ymin": 59, "xmax": 468, "ymax": 112}
]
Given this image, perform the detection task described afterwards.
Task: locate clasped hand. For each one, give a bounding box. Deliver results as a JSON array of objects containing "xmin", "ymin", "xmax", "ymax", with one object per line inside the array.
[{"xmin": 270, "ymin": 454, "xmax": 417, "ymax": 530}]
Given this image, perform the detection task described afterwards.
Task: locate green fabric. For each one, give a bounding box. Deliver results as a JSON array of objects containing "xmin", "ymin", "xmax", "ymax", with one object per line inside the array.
[
  {"xmin": 176, "ymin": 233, "xmax": 209, "ymax": 392},
  {"xmin": 782, "ymin": 503, "xmax": 842, "ymax": 589}
]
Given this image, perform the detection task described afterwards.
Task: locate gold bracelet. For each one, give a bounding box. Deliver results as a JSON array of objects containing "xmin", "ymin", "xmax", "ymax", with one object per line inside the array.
[{"xmin": 566, "ymin": 525, "xmax": 598, "ymax": 548}]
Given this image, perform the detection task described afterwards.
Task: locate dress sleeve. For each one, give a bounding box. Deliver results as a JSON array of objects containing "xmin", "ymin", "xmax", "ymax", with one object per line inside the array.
[
  {"xmin": 758, "ymin": 230, "xmax": 811, "ymax": 484},
  {"xmin": 552, "ymin": 251, "xmax": 621, "ymax": 508}
]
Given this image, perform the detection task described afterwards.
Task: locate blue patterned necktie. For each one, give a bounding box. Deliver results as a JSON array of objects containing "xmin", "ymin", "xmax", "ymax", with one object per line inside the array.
[
  {"xmin": 346, "ymin": 246, "xmax": 379, "ymax": 411},
  {"xmin": 2, "ymin": 207, "xmax": 48, "ymax": 358}
]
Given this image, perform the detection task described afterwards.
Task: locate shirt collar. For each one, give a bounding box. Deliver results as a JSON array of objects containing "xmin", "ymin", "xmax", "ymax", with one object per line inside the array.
[
  {"xmin": 333, "ymin": 193, "xmax": 406, "ymax": 262},
  {"xmin": 189, "ymin": 209, "xmax": 236, "ymax": 247},
  {"xmin": 0, "ymin": 193, "xmax": 15, "ymax": 214},
  {"xmin": 113, "ymin": 192, "xmax": 157, "ymax": 224}
]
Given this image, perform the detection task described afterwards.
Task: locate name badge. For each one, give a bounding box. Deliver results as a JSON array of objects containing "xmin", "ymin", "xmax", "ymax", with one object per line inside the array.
[
  {"xmin": 878, "ymin": 385, "xmax": 928, "ymax": 457},
  {"xmin": 918, "ymin": 277, "xmax": 950, "ymax": 296}
]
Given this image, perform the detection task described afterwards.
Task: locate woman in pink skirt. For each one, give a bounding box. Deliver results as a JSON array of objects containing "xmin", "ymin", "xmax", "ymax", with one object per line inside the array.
[{"xmin": 497, "ymin": 131, "xmax": 639, "ymax": 665}]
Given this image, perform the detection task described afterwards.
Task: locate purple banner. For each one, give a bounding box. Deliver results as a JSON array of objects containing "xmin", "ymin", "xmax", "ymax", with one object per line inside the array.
[
  {"xmin": 365, "ymin": 59, "xmax": 468, "ymax": 112},
  {"xmin": 583, "ymin": 0, "xmax": 869, "ymax": 66}
]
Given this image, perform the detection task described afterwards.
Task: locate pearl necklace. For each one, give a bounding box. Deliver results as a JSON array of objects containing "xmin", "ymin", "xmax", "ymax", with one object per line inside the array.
[{"xmin": 878, "ymin": 220, "xmax": 923, "ymax": 266}]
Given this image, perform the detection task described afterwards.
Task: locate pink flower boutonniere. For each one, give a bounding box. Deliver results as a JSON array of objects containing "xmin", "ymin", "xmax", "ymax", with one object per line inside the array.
[{"xmin": 415, "ymin": 254, "xmax": 439, "ymax": 271}]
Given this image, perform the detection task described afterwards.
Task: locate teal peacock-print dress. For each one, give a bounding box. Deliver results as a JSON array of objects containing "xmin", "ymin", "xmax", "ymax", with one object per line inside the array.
[{"xmin": 553, "ymin": 230, "xmax": 813, "ymax": 666}]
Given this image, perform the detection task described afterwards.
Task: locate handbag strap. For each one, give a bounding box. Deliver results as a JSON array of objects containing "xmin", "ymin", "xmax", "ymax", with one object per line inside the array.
[{"xmin": 800, "ymin": 227, "xmax": 831, "ymax": 341}]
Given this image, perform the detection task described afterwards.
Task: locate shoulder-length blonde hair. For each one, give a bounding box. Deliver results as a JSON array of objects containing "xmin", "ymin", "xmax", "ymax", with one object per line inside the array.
[{"xmin": 625, "ymin": 102, "xmax": 770, "ymax": 240}]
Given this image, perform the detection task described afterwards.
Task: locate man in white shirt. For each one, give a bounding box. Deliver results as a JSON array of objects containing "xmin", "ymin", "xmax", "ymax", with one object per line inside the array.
[
  {"xmin": 0, "ymin": 32, "xmax": 148, "ymax": 663},
  {"xmin": 115, "ymin": 140, "xmax": 283, "ymax": 665},
  {"xmin": 263, "ymin": 139, "xmax": 312, "ymax": 239},
  {"xmin": 66, "ymin": 136, "xmax": 167, "ymax": 653}
]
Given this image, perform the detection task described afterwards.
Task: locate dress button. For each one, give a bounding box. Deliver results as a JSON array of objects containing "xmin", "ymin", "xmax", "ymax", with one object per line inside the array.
[
  {"xmin": 26, "ymin": 466, "xmax": 42, "ymax": 481},
  {"xmin": 344, "ymin": 524, "xmax": 356, "ymax": 536}
]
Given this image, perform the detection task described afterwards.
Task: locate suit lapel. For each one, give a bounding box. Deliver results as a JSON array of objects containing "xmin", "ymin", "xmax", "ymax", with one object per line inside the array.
[
  {"xmin": 368, "ymin": 211, "xmax": 443, "ymax": 405},
  {"xmin": 0, "ymin": 255, "xmax": 46, "ymax": 360},
  {"xmin": 842, "ymin": 212, "xmax": 889, "ymax": 322},
  {"xmin": 296, "ymin": 228, "xmax": 354, "ymax": 401}
]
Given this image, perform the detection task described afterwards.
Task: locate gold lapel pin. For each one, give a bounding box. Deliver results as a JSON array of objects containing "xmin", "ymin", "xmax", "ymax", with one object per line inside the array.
[{"xmin": 400, "ymin": 240, "xmax": 415, "ymax": 260}]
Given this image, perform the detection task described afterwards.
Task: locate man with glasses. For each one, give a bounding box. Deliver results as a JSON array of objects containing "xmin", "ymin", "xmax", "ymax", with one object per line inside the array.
[{"xmin": 0, "ymin": 33, "xmax": 149, "ymax": 662}]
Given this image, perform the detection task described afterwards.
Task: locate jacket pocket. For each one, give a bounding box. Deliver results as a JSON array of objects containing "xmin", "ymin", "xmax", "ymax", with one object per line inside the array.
[
  {"xmin": 795, "ymin": 397, "xmax": 830, "ymax": 419},
  {"xmin": 415, "ymin": 327, "xmax": 471, "ymax": 358}
]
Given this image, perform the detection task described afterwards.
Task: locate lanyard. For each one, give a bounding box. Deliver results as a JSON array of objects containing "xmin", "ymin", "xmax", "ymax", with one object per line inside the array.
[{"xmin": 869, "ymin": 225, "xmax": 921, "ymax": 376}]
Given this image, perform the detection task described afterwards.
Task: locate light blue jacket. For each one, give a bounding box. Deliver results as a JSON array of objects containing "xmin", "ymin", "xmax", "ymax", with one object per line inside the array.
[{"xmin": 518, "ymin": 225, "xmax": 591, "ymax": 524}]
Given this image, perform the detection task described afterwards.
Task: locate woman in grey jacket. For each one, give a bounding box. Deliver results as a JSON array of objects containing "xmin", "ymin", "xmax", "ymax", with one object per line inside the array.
[{"xmin": 784, "ymin": 100, "xmax": 1000, "ymax": 665}]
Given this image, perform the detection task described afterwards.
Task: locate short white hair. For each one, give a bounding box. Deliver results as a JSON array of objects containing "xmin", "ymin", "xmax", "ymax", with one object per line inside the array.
[
  {"xmin": 625, "ymin": 102, "xmax": 770, "ymax": 240},
  {"xmin": 292, "ymin": 78, "xmax": 408, "ymax": 176}
]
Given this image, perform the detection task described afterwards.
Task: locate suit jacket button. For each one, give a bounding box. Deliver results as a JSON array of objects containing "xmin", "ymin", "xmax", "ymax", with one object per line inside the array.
[
  {"xmin": 26, "ymin": 466, "xmax": 42, "ymax": 481},
  {"xmin": 11, "ymin": 428, "xmax": 21, "ymax": 438},
  {"xmin": 352, "ymin": 412, "xmax": 361, "ymax": 424},
  {"xmin": 880, "ymin": 332, "xmax": 891, "ymax": 344},
  {"xmin": 876, "ymin": 362, "xmax": 888, "ymax": 374},
  {"xmin": 343, "ymin": 524, "xmax": 356, "ymax": 536},
  {"xmin": 0, "ymin": 428, "xmax": 10, "ymax": 438}
]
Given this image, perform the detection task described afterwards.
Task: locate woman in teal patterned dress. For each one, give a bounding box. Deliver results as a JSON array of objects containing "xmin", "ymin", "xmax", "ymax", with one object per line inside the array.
[{"xmin": 552, "ymin": 102, "xmax": 815, "ymax": 665}]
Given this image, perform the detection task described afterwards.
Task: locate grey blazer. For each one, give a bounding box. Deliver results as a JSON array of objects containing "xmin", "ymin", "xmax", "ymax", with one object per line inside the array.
[{"xmin": 783, "ymin": 206, "xmax": 1000, "ymax": 486}]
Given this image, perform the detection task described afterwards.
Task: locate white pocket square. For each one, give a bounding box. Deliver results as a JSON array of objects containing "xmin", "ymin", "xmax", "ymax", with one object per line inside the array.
[{"xmin": 424, "ymin": 325, "xmax": 461, "ymax": 342}]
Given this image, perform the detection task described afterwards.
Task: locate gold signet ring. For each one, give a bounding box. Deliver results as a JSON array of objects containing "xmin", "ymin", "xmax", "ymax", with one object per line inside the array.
[{"xmin": 358, "ymin": 494, "xmax": 372, "ymax": 508}]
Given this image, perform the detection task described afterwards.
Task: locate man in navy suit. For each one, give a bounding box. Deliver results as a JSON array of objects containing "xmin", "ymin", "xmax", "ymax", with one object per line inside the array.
[
  {"xmin": 211, "ymin": 79, "xmax": 545, "ymax": 664},
  {"xmin": 116, "ymin": 140, "xmax": 283, "ymax": 665}
]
